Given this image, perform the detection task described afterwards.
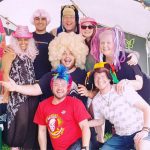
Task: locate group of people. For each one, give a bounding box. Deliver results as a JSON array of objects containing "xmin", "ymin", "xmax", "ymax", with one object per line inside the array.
[{"xmin": 0, "ymin": 4, "xmax": 150, "ymax": 150}]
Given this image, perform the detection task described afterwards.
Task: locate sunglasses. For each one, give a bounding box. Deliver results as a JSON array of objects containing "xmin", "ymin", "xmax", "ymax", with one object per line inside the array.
[{"xmin": 81, "ymin": 25, "xmax": 95, "ymax": 30}]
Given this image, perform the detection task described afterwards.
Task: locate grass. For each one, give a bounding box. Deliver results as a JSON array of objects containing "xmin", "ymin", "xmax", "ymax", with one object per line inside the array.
[
  {"xmin": 104, "ymin": 132, "xmax": 112, "ymax": 140},
  {"xmin": 2, "ymin": 144, "xmax": 10, "ymax": 150}
]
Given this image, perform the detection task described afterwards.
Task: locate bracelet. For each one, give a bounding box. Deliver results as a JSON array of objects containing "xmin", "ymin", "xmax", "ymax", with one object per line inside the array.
[
  {"xmin": 142, "ymin": 127, "xmax": 150, "ymax": 132},
  {"xmin": 81, "ymin": 146, "xmax": 88, "ymax": 150}
]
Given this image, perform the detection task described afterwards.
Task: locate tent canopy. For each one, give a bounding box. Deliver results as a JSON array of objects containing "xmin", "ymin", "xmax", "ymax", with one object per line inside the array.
[{"xmin": 0, "ymin": 0, "xmax": 150, "ymax": 38}]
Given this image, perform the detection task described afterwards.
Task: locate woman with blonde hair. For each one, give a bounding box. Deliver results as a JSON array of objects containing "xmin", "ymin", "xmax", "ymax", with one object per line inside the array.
[{"xmin": 2, "ymin": 25, "xmax": 39, "ymax": 150}]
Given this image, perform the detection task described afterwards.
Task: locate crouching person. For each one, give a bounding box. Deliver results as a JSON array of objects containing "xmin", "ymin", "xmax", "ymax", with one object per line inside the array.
[
  {"xmin": 34, "ymin": 65, "xmax": 91, "ymax": 150},
  {"xmin": 89, "ymin": 62, "xmax": 150, "ymax": 150}
]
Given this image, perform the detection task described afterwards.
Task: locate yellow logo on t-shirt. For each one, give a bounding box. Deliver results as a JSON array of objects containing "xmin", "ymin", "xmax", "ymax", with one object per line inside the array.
[{"xmin": 46, "ymin": 114, "xmax": 64, "ymax": 139}]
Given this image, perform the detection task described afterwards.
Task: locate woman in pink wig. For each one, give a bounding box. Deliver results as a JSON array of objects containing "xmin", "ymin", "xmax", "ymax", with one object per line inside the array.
[
  {"xmin": 2, "ymin": 25, "xmax": 39, "ymax": 150},
  {"xmin": 91, "ymin": 26, "xmax": 150, "ymax": 104},
  {"xmin": 80, "ymin": 17, "xmax": 98, "ymax": 71}
]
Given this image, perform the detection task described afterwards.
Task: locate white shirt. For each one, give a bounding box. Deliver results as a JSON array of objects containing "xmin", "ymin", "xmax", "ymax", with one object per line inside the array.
[{"xmin": 92, "ymin": 85, "xmax": 143, "ymax": 136}]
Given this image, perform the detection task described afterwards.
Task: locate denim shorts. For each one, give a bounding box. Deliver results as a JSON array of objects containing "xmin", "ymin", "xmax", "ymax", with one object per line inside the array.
[
  {"xmin": 67, "ymin": 138, "xmax": 82, "ymax": 150},
  {"xmin": 101, "ymin": 132, "xmax": 150, "ymax": 150}
]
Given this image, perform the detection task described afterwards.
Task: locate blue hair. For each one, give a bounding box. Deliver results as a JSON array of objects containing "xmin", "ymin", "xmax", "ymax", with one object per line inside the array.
[{"xmin": 52, "ymin": 64, "xmax": 72, "ymax": 84}]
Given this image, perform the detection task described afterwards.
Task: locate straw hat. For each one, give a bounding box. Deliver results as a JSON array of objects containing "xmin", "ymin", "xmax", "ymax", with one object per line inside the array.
[{"xmin": 12, "ymin": 25, "xmax": 33, "ymax": 38}]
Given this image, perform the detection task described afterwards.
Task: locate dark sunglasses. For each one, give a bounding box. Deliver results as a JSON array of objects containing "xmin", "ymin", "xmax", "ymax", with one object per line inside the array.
[{"xmin": 81, "ymin": 25, "xmax": 95, "ymax": 30}]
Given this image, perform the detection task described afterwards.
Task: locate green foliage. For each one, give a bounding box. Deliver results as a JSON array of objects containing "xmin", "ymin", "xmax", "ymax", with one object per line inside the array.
[
  {"xmin": 104, "ymin": 133, "xmax": 112, "ymax": 140},
  {"xmin": 2, "ymin": 144, "xmax": 10, "ymax": 150}
]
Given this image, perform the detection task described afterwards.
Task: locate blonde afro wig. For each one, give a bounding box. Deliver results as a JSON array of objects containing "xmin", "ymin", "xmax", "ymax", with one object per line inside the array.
[{"xmin": 48, "ymin": 32, "xmax": 89, "ymax": 69}]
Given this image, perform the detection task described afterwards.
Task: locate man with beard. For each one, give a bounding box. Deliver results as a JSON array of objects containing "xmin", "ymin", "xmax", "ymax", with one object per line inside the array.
[
  {"xmin": 34, "ymin": 64, "xmax": 91, "ymax": 150},
  {"xmin": 0, "ymin": 32, "xmax": 89, "ymax": 106},
  {"xmin": 1, "ymin": 32, "xmax": 102, "ymax": 150}
]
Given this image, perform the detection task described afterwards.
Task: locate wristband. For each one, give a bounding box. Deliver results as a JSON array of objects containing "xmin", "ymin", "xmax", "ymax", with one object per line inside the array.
[
  {"xmin": 81, "ymin": 146, "xmax": 88, "ymax": 150},
  {"xmin": 142, "ymin": 127, "xmax": 150, "ymax": 132}
]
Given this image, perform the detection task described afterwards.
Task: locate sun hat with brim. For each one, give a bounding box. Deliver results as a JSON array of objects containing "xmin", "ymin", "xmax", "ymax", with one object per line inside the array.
[
  {"xmin": 80, "ymin": 17, "xmax": 97, "ymax": 26},
  {"xmin": 12, "ymin": 25, "xmax": 33, "ymax": 38}
]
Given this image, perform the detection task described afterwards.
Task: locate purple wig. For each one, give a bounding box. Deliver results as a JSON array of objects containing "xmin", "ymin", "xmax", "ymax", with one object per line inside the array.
[{"xmin": 91, "ymin": 26, "xmax": 126, "ymax": 70}]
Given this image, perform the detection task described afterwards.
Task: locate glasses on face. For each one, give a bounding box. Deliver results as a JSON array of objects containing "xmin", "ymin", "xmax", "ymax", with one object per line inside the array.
[{"xmin": 81, "ymin": 25, "xmax": 95, "ymax": 30}]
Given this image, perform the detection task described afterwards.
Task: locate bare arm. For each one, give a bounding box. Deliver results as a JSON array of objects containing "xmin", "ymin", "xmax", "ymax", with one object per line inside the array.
[
  {"xmin": 127, "ymin": 75, "xmax": 143, "ymax": 90},
  {"xmin": 1, "ymin": 52, "xmax": 16, "ymax": 102},
  {"xmin": 79, "ymin": 119, "xmax": 91, "ymax": 150},
  {"xmin": 95, "ymin": 124, "xmax": 105, "ymax": 143},
  {"xmin": 38, "ymin": 125, "xmax": 47, "ymax": 150},
  {"xmin": 88, "ymin": 119, "xmax": 104, "ymax": 127},
  {"xmin": 116, "ymin": 75, "xmax": 143, "ymax": 94},
  {"xmin": 134, "ymin": 99, "xmax": 150, "ymax": 131},
  {"xmin": 88, "ymin": 119, "xmax": 105, "ymax": 143},
  {"xmin": 133, "ymin": 98, "xmax": 150, "ymax": 144},
  {"xmin": 0, "ymin": 78, "xmax": 42, "ymax": 96}
]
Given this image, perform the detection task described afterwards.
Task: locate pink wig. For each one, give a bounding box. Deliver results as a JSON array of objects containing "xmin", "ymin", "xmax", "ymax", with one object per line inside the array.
[
  {"xmin": 31, "ymin": 9, "xmax": 50, "ymax": 25},
  {"xmin": 9, "ymin": 36, "xmax": 38, "ymax": 61},
  {"xmin": 91, "ymin": 27, "xmax": 126, "ymax": 70}
]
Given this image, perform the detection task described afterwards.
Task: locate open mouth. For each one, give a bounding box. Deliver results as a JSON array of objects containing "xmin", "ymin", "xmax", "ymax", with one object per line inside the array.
[
  {"xmin": 103, "ymin": 48, "xmax": 110, "ymax": 51},
  {"xmin": 64, "ymin": 58, "xmax": 72, "ymax": 65},
  {"xmin": 65, "ymin": 23, "xmax": 73, "ymax": 27}
]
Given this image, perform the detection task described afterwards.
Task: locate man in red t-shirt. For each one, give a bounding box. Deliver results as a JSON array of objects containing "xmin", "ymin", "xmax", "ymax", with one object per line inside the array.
[{"xmin": 34, "ymin": 65, "xmax": 91, "ymax": 150}]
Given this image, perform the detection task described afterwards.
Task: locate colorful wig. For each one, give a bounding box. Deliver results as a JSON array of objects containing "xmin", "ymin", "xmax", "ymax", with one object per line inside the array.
[
  {"xmin": 31, "ymin": 9, "xmax": 50, "ymax": 25},
  {"xmin": 48, "ymin": 32, "xmax": 89, "ymax": 69},
  {"xmin": 91, "ymin": 26, "xmax": 126, "ymax": 70},
  {"xmin": 85, "ymin": 62, "xmax": 119, "ymax": 90},
  {"xmin": 50, "ymin": 64, "xmax": 72, "ymax": 90},
  {"xmin": 94, "ymin": 62, "xmax": 119, "ymax": 84}
]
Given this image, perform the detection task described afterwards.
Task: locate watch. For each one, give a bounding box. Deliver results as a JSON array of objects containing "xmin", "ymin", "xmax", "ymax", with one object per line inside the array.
[{"xmin": 81, "ymin": 146, "xmax": 88, "ymax": 150}]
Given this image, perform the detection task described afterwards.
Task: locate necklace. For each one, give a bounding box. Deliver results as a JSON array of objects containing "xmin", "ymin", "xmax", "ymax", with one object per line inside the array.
[
  {"xmin": 100, "ymin": 86, "xmax": 112, "ymax": 106},
  {"xmin": 101, "ymin": 92, "xmax": 111, "ymax": 106}
]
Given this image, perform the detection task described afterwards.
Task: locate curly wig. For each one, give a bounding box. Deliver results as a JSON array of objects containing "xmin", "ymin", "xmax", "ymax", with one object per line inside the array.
[
  {"xmin": 48, "ymin": 32, "xmax": 89, "ymax": 69},
  {"xmin": 10, "ymin": 36, "xmax": 38, "ymax": 61}
]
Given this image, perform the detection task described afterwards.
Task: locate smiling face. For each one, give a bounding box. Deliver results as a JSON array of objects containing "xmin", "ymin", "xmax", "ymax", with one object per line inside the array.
[
  {"xmin": 52, "ymin": 78, "xmax": 68, "ymax": 100},
  {"xmin": 80, "ymin": 22, "xmax": 95, "ymax": 39},
  {"xmin": 62, "ymin": 15, "xmax": 76, "ymax": 32},
  {"xmin": 94, "ymin": 71, "xmax": 111, "ymax": 91},
  {"xmin": 99, "ymin": 31, "xmax": 115, "ymax": 58},
  {"xmin": 34, "ymin": 17, "xmax": 47, "ymax": 33},
  {"xmin": 18, "ymin": 38, "xmax": 29, "ymax": 51},
  {"xmin": 60, "ymin": 49, "xmax": 75, "ymax": 70}
]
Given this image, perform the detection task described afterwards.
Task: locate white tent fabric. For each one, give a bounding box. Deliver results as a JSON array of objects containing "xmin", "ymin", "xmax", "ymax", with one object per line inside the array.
[{"xmin": 0, "ymin": 0, "xmax": 150, "ymax": 38}]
